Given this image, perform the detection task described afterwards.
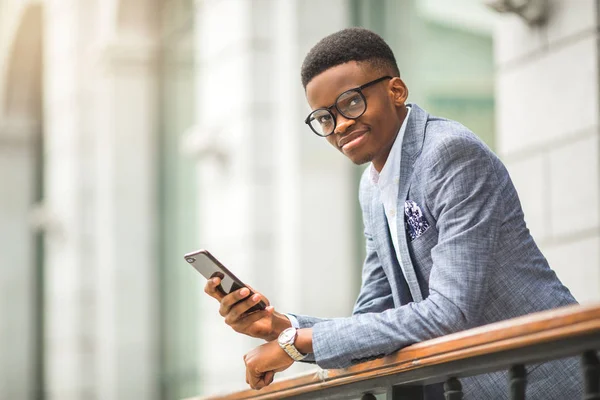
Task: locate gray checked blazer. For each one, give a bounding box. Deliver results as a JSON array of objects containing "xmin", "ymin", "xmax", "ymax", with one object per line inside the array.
[{"xmin": 290, "ymin": 104, "xmax": 582, "ymax": 399}]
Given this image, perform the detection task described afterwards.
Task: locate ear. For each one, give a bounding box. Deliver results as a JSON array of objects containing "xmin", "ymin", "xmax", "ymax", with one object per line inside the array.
[{"xmin": 389, "ymin": 78, "xmax": 408, "ymax": 105}]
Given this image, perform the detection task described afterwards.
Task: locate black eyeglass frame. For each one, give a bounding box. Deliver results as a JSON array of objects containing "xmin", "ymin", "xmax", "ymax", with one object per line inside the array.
[{"xmin": 304, "ymin": 75, "xmax": 393, "ymax": 137}]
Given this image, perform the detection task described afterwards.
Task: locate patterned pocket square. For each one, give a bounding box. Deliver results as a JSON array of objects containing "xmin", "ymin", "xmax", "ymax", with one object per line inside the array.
[{"xmin": 404, "ymin": 200, "xmax": 430, "ymax": 241}]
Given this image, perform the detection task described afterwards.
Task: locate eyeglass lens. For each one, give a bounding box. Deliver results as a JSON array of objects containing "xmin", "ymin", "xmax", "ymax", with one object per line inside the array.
[{"xmin": 307, "ymin": 90, "xmax": 366, "ymax": 136}]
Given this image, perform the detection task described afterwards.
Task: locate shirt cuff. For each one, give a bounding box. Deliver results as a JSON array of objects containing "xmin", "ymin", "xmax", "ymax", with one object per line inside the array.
[{"xmin": 285, "ymin": 313, "xmax": 300, "ymax": 329}]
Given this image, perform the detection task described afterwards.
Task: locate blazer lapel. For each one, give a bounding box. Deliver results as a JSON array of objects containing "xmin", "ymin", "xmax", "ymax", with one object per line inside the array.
[
  {"xmin": 370, "ymin": 191, "xmax": 406, "ymax": 307},
  {"xmin": 394, "ymin": 104, "xmax": 429, "ymax": 303}
]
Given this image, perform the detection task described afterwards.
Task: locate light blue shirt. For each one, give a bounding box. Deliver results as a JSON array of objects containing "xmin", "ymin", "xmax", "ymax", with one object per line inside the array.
[{"xmin": 369, "ymin": 105, "xmax": 411, "ymax": 277}]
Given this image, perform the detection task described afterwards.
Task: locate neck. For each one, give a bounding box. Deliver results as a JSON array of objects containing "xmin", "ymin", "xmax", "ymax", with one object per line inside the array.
[{"xmin": 372, "ymin": 104, "xmax": 408, "ymax": 172}]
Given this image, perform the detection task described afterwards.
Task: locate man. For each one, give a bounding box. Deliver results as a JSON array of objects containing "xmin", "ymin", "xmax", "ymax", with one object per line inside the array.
[{"xmin": 204, "ymin": 28, "xmax": 582, "ymax": 398}]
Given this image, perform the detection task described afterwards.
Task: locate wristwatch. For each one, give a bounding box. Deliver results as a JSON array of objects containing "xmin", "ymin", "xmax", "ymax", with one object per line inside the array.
[{"xmin": 278, "ymin": 327, "xmax": 307, "ymax": 361}]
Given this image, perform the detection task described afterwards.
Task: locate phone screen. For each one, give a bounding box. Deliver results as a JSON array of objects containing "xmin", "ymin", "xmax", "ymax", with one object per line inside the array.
[
  {"xmin": 184, "ymin": 249, "xmax": 266, "ymax": 313},
  {"xmin": 185, "ymin": 251, "xmax": 239, "ymax": 293}
]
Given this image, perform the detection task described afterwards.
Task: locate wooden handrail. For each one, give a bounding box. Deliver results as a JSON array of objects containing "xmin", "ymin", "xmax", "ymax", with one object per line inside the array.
[{"xmin": 188, "ymin": 304, "xmax": 600, "ymax": 400}]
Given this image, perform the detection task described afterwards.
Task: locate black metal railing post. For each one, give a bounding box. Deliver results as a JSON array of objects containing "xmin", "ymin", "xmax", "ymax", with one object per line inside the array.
[
  {"xmin": 583, "ymin": 350, "xmax": 600, "ymax": 400},
  {"xmin": 387, "ymin": 385, "xmax": 424, "ymax": 400},
  {"xmin": 444, "ymin": 377, "xmax": 462, "ymax": 400},
  {"xmin": 509, "ymin": 364, "xmax": 526, "ymax": 400}
]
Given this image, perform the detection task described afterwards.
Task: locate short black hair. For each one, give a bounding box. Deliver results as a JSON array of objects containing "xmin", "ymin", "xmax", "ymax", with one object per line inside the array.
[{"xmin": 301, "ymin": 27, "xmax": 400, "ymax": 88}]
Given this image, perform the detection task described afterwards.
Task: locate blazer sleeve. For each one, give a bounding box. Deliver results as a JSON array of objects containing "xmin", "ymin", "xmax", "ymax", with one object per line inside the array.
[{"xmin": 309, "ymin": 135, "xmax": 505, "ymax": 369}]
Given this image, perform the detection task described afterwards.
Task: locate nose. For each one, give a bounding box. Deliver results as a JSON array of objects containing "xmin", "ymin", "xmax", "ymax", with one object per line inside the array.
[{"xmin": 333, "ymin": 114, "xmax": 356, "ymax": 135}]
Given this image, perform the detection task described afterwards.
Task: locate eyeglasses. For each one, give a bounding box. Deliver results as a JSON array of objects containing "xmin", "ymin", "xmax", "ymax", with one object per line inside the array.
[{"xmin": 305, "ymin": 76, "xmax": 393, "ymax": 137}]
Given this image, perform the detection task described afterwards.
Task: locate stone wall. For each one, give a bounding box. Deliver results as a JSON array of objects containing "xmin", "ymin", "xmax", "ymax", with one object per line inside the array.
[{"xmin": 494, "ymin": 0, "xmax": 600, "ymax": 303}]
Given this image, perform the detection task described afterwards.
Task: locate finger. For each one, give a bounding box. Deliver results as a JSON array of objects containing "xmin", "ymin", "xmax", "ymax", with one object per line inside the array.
[
  {"xmin": 204, "ymin": 277, "xmax": 225, "ymax": 301},
  {"xmin": 244, "ymin": 285, "xmax": 270, "ymax": 307},
  {"xmin": 255, "ymin": 374, "xmax": 270, "ymax": 390},
  {"xmin": 218, "ymin": 287, "xmax": 252, "ymax": 317},
  {"xmin": 249, "ymin": 371, "xmax": 262, "ymax": 390},
  {"xmin": 229, "ymin": 308, "xmax": 270, "ymax": 332},
  {"xmin": 225, "ymin": 293, "xmax": 268, "ymax": 324},
  {"xmin": 264, "ymin": 371, "xmax": 275, "ymax": 386}
]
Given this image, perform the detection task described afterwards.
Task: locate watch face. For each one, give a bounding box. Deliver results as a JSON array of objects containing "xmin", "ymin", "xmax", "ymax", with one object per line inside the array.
[{"xmin": 280, "ymin": 328, "xmax": 295, "ymax": 344}]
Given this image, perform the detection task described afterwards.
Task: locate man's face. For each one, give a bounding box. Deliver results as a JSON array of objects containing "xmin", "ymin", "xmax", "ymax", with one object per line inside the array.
[{"xmin": 305, "ymin": 61, "xmax": 407, "ymax": 171}]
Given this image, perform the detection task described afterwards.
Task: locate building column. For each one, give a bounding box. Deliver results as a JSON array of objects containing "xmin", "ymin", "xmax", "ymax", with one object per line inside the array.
[
  {"xmin": 189, "ymin": 0, "xmax": 268, "ymax": 393},
  {"xmin": 43, "ymin": 0, "xmax": 95, "ymax": 396},
  {"xmin": 494, "ymin": 0, "xmax": 600, "ymax": 303},
  {"xmin": 92, "ymin": 37, "xmax": 160, "ymax": 400},
  {"xmin": 0, "ymin": 3, "xmax": 44, "ymax": 398},
  {"xmin": 273, "ymin": 0, "xmax": 357, "ymax": 323},
  {"xmin": 190, "ymin": 0, "xmax": 357, "ymax": 395},
  {"xmin": 0, "ymin": 119, "xmax": 39, "ymax": 400}
]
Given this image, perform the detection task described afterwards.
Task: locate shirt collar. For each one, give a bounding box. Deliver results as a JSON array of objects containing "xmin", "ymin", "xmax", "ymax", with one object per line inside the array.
[{"xmin": 370, "ymin": 105, "xmax": 412, "ymax": 185}]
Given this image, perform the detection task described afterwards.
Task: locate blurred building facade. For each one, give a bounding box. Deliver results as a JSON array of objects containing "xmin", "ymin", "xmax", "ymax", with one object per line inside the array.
[
  {"xmin": 0, "ymin": 0, "xmax": 597, "ymax": 399},
  {"xmin": 494, "ymin": 0, "xmax": 600, "ymax": 305}
]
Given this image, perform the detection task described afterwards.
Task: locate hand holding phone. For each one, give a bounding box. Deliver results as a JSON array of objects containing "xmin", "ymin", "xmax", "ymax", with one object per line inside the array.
[{"xmin": 185, "ymin": 249, "xmax": 292, "ymax": 341}]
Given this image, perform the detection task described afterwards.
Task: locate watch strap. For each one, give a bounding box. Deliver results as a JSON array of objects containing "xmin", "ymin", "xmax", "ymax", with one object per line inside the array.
[
  {"xmin": 278, "ymin": 328, "xmax": 307, "ymax": 361},
  {"xmin": 281, "ymin": 342, "xmax": 307, "ymax": 361}
]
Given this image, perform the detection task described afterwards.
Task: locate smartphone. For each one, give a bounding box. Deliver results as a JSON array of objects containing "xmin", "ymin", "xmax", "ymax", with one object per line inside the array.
[{"xmin": 184, "ymin": 249, "xmax": 266, "ymax": 314}]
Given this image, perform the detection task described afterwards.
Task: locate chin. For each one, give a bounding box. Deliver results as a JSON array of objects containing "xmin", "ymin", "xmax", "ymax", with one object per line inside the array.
[
  {"xmin": 346, "ymin": 152, "xmax": 373, "ymax": 166},
  {"xmin": 337, "ymin": 140, "xmax": 374, "ymax": 165}
]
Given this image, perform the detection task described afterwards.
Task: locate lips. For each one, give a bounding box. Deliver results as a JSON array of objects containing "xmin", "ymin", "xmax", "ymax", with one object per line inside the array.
[{"xmin": 338, "ymin": 129, "xmax": 368, "ymax": 148}]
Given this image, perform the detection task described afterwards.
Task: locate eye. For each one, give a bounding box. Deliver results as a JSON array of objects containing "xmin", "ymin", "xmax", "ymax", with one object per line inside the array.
[
  {"xmin": 337, "ymin": 92, "xmax": 363, "ymax": 112},
  {"xmin": 317, "ymin": 114, "xmax": 332, "ymax": 124}
]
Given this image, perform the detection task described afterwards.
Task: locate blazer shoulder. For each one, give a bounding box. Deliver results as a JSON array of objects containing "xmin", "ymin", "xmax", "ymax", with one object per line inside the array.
[{"xmin": 421, "ymin": 117, "xmax": 497, "ymax": 166}]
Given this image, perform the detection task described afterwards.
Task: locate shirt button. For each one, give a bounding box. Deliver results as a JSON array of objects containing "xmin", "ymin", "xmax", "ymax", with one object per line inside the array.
[{"xmin": 389, "ymin": 209, "xmax": 396, "ymax": 217}]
